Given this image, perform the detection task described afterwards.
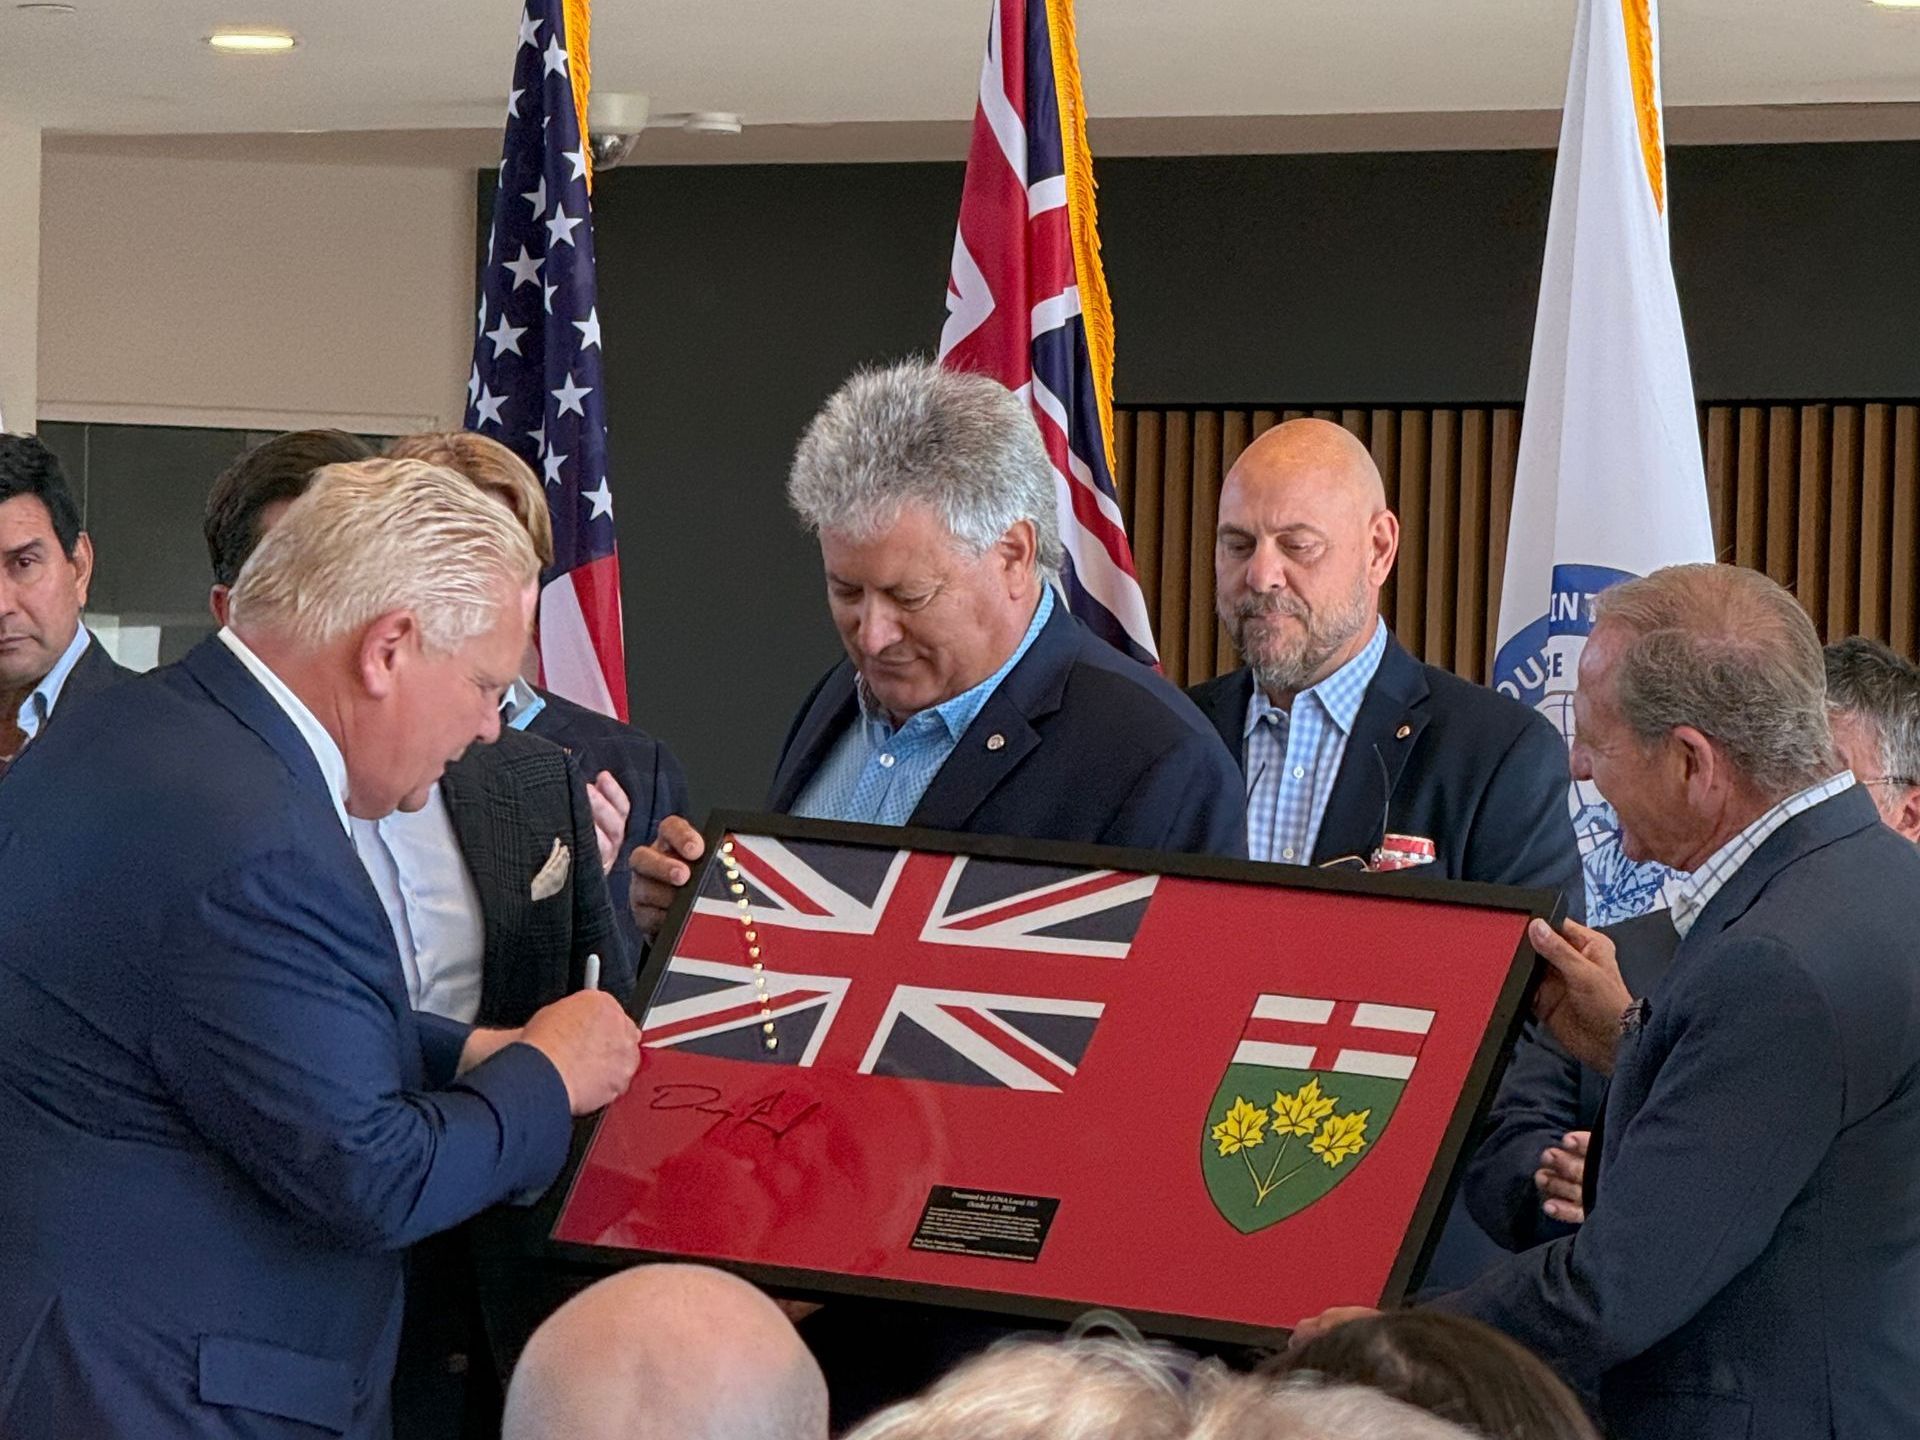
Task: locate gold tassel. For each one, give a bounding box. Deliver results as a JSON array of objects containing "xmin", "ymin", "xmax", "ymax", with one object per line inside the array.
[
  {"xmin": 563, "ymin": 0, "xmax": 595, "ymax": 194},
  {"xmin": 1044, "ymin": 0, "xmax": 1116, "ymax": 478}
]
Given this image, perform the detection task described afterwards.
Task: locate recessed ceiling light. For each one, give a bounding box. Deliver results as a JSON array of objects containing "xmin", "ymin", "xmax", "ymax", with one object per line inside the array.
[
  {"xmin": 1870, "ymin": 0, "xmax": 1920, "ymax": 8},
  {"xmin": 207, "ymin": 29, "xmax": 298, "ymax": 53},
  {"xmin": 16, "ymin": 3, "xmax": 79, "ymax": 13}
]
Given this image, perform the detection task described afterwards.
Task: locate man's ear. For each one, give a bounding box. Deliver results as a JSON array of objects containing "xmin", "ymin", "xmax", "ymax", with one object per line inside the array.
[
  {"xmin": 1367, "ymin": 509, "xmax": 1401, "ymax": 587},
  {"xmin": 355, "ymin": 610, "xmax": 420, "ymax": 701},
  {"xmin": 1891, "ymin": 784, "xmax": 1920, "ymax": 845},
  {"xmin": 995, "ymin": 519, "xmax": 1038, "ymax": 594},
  {"xmin": 70, "ymin": 533, "xmax": 95, "ymax": 609},
  {"xmin": 209, "ymin": 584, "xmax": 231, "ymax": 626},
  {"xmin": 1672, "ymin": 725, "xmax": 1720, "ymax": 804}
]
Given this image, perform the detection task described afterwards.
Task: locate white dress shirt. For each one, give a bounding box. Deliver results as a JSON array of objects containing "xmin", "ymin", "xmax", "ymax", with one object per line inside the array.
[{"xmin": 350, "ymin": 786, "xmax": 488, "ymax": 1024}]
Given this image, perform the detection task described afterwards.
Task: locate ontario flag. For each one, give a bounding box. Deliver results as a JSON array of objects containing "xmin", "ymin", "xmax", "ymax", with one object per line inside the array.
[
  {"xmin": 937, "ymin": 0, "xmax": 1158, "ymax": 667},
  {"xmin": 640, "ymin": 834, "xmax": 1155, "ymax": 1091},
  {"xmin": 469, "ymin": 0, "xmax": 629, "ymax": 719},
  {"xmin": 1201, "ymin": 995, "xmax": 1434, "ymax": 1234}
]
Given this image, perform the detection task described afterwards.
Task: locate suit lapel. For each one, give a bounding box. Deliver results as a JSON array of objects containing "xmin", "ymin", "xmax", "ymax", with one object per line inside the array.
[
  {"xmin": 438, "ymin": 752, "xmax": 515, "ymax": 1013},
  {"xmin": 768, "ymin": 669, "xmax": 860, "ymax": 813},
  {"xmin": 1311, "ymin": 636, "xmax": 1431, "ymax": 864},
  {"xmin": 1189, "ymin": 669, "xmax": 1253, "ymax": 770},
  {"xmin": 910, "ymin": 603, "xmax": 1076, "ymax": 833}
]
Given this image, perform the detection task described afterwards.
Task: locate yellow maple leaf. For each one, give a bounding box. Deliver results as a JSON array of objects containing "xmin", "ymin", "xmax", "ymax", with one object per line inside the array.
[
  {"xmin": 1211, "ymin": 1095, "xmax": 1269, "ymax": 1156},
  {"xmin": 1271, "ymin": 1076, "xmax": 1338, "ymax": 1137},
  {"xmin": 1312, "ymin": 1109, "xmax": 1371, "ymax": 1167}
]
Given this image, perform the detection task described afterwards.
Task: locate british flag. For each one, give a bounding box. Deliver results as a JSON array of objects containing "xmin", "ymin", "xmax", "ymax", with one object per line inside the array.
[
  {"xmin": 937, "ymin": 0, "xmax": 1158, "ymax": 666},
  {"xmin": 641, "ymin": 834, "xmax": 1156, "ymax": 1092},
  {"xmin": 469, "ymin": 0, "xmax": 629, "ymax": 720}
]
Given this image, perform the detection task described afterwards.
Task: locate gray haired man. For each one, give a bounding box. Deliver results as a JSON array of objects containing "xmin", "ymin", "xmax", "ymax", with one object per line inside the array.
[
  {"xmin": 1300, "ymin": 564, "xmax": 1920, "ymax": 1440},
  {"xmin": 626, "ymin": 359, "xmax": 1244, "ymax": 1426},
  {"xmin": 1826, "ymin": 636, "xmax": 1920, "ymax": 841}
]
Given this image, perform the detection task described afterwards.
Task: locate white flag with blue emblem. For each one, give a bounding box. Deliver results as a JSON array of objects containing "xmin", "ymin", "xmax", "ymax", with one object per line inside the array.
[{"xmin": 1493, "ymin": 0, "xmax": 1716, "ymax": 925}]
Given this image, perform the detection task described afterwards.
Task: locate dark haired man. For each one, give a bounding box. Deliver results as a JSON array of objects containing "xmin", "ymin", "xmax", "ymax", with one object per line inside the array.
[{"xmin": 0, "ymin": 432, "xmax": 131, "ymax": 779}]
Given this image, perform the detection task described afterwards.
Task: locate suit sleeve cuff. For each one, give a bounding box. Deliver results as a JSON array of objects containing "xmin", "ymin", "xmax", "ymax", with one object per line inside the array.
[{"xmin": 458, "ymin": 1040, "xmax": 575, "ymax": 1200}]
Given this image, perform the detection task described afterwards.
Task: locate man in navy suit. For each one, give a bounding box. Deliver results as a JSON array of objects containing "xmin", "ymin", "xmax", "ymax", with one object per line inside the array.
[
  {"xmin": 1186, "ymin": 419, "xmax": 1581, "ymax": 907},
  {"xmin": 1466, "ymin": 635, "xmax": 1920, "ymax": 1255},
  {"xmin": 0, "ymin": 432, "xmax": 133, "ymax": 777},
  {"xmin": 627, "ymin": 359, "xmax": 1244, "ymax": 938},
  {"xmin": 0, "ymin": 459, "xmax": 641, "ymax": 1439},
  {"xmin": 627, "ymin": 360, "xmax": 1244, "ymax": 1427},
  {"xmin": 1298, "ymin": 565, "xmax": 1920, "ymax": 1440}
]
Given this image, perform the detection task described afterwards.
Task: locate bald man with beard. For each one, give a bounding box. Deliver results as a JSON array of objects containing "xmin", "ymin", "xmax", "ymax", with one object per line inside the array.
[{"xmin": 1189, "ymin": 419, "xmax": 1583, "ymax": 908}]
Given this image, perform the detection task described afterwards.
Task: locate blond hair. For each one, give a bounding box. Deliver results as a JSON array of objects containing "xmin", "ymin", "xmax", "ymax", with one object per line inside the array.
[
  {"xmin": 386, "ymin": 430, "xmax": 555, "ymax": 569},
  {"xmin": 228, "ymin": 457, "xmax": 539, "ymax": 653}
]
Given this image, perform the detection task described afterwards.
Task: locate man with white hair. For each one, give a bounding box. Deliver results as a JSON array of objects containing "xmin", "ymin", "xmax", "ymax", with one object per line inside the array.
[
  {"xmin": 1299, "ymin": 564, "xmax": 1920, "ymax": 1440},
  {"xmin": 1825, "ymin": 635, "xmax": 1920, "ymax": 841},
  {"xmin": 0, "ymin": 459, "xmax": 642, "ymax": 1440},
  {"xmin": 503, "ymin": 1264, "xmax": 827, "ymax": 1440}
]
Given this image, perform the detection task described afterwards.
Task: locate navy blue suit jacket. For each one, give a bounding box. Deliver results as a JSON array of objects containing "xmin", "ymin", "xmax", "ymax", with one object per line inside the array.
[
  {"xmin": 768, "ymin": 600, "xmax": 1246, "ymax": 857},
  {"xmin": 526, "ymin": 689, "xmax": 687, "ymax": 965},
  {"xmin": 1433, "ymin": 788, "xmax": 1920, "ymax": 1440},
  {"xmin": 1463, "ymin": 911, "xmax": 1680, "ymax": 1253},
  {"xmin": 0, "ymin": 639, "xmax": 574, "ymax": 1439},
  {"xmin": 1187, "ymin": 636, "xmax": 1584, "ymax": 917}
]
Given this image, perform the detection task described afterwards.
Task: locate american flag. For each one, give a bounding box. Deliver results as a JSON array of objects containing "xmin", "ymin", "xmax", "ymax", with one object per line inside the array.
[
  {"xmin": 469, "ymin": 0, "xmax": 628, "ymax": 720},
  {"xmin": 937, "ymin": 0, "xmax": 1158, "ymax": 667},
  {"xmin": 641, "ymin": 834, "xmax": 1157, "ymax": 1091}
]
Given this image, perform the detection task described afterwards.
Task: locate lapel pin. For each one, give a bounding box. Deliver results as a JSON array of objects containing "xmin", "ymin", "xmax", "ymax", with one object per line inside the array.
[
  {"xmin": 1395, "ymin": 724, "xmax": 1412, "ymax": 740},
  {"xmin": 986, "ymin": 733, "xmax": 1006, "ymax": 752}
]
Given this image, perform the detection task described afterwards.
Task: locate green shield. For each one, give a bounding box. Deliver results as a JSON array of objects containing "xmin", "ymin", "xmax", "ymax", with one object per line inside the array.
[{"xmin": 1200, "ymin": 1064, "xmax": 1407, "ymax": 1234}]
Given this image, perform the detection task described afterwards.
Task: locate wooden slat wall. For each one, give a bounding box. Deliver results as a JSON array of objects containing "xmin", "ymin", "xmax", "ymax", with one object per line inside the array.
[{"xmin": 1111, "ymin": 402, "xmax": 1920, "ymax": 689}]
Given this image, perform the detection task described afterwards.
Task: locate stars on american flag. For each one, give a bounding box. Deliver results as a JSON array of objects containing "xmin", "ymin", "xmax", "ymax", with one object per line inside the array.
[
  {"xmin": 467, "ymin": 0, "xmax": 628, "ymax": 718},
  {"xmin": 468, "ymin": 3, "xmax": 620, "ymax": 541}
]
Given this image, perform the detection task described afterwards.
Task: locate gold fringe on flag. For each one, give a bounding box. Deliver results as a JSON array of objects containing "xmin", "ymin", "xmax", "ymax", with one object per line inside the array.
[
  {"xmin": 1044, "ymin": 0, "xmax": 1117, "ymax": 478},
  {"xmin": 563, "ymin": 0, "xmax": 595, "ymax": 193},
  {"xmin": 1620, "ymin": 0, "xmax": 1665, "ymax": 214}
]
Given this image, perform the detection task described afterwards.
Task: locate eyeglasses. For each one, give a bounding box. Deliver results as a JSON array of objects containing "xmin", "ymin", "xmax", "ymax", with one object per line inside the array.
[{"xmin": 1858, "ymin": 776, "xmax": 1919, "ymax": 789}]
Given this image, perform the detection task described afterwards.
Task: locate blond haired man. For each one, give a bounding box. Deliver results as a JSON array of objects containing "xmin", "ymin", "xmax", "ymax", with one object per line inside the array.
[
  {"xmin": 0, "ymin": 460, "xmax": 641, "ymax": 1440},
  {"xmin": 387, "ymin": 431, "xmax": 689, "ymax": 967}
]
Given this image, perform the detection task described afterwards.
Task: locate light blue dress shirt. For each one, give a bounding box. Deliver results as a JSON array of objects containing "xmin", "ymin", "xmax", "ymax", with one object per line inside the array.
[
  {"xmin": 793, "ymin": 586, "xmax": 1054, "ymax": 826},
  {"xmin": 16, "ymin": 625, "xmax": 93, "ymax": 742},
  {"xmin": 1242, "ymin": 617, "xmax": 1389, "ymax": 864},
  {"xmin": 501, "ymin": 678, "xmax": 547, "ymax": 731},
  {"xmin": 350, "ymin": 785, "xmax": 488, "ymax": 1023}
]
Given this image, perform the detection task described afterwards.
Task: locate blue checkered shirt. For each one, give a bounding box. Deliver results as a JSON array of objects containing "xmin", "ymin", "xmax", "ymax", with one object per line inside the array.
[
  {"xmin": 1243, "ymin": 619, "xmax": 1389, "ymax": 865},
  {"xmin": 1667, "ymin": 770, "xmax": 1856, "ymax": 938},
  {"xmin": 793, "ymin": 587, "xmax": 1054, "ymax": 827}
]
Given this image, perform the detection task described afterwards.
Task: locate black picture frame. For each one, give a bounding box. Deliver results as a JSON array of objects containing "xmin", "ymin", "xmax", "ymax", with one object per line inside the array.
[{"xmin": 539, "ymin": 809, "xmax": 1562, "ymax": 1346}]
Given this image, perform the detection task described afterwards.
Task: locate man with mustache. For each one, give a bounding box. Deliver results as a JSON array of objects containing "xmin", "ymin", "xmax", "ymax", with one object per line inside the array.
[{"xmin": 1188, "ymin": 418, "xmax": 1582, "ymax": 908}]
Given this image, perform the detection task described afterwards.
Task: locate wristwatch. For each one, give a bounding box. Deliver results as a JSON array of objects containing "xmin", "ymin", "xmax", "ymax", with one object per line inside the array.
[{"xmin": 1619, "ymin": 997, "xmax": 1652, "ymax": 1036}]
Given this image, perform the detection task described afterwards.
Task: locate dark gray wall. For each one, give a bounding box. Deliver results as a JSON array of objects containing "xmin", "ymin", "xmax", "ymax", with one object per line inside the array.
[{"xmin": 585, "ymin": 142, "xmax": 1920, "ymax": 815}]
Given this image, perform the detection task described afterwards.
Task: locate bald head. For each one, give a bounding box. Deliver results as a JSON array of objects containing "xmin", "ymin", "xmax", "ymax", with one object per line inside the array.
[
  {"xmin": 503, "ymin": 1265, "xmax": 827, "ymax": 1440},
  {"xmin": 1215, "ymin": 420, "xmax": 1398, "ymax": 702}
]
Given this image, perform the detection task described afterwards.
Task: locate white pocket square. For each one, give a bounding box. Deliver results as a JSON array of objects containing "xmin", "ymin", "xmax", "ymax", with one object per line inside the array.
[{"xmin": 531, "ymin": 838, "xmax": 571, "ymax": 901}]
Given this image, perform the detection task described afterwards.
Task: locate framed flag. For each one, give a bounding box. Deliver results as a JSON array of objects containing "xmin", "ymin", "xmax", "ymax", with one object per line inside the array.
[{"xmin": 550, "ymin": 812, "xmax": 1558, "ymax": 1344}]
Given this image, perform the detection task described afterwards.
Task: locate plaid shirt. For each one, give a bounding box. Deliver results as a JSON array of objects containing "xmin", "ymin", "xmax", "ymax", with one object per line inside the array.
[
  {"xmin": 1668, "ymin": 770, "xmax": 1857, "ymax": 938},
  {"xmin": 794, "ymin": 587, "xmax": 1054, "ymax": 828},
  {"xmin": 1243, "ymin": 619, "xmax": 1389, "ymax": 864}
]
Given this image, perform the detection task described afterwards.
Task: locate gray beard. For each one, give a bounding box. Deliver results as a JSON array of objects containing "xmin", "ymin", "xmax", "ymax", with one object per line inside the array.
[{"xmin": 1227, "ymin": 587, "xmax": 1374, "ymax": 699}]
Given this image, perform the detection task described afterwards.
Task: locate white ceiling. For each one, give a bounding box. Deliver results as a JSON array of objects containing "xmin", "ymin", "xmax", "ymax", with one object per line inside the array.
[{"xmin": 4, "ymin": 0, "xmax": 1920, "ymax": 140}]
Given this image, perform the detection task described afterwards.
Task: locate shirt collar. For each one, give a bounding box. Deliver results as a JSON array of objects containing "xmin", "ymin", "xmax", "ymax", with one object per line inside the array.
[
  {"xmin": 1668, "ymin": 770, "xmax": 1857, "ymax": 938},
  {"xmin": 217, "ymin": 627, "xmax": 351, "ymax": 833},
  {"xmin": 501, "ymin": 678, "xmax": 546, "ymax": 731},
  {"xmin": 856, "ymin": 585, "xmax": 1055, "ymax": 742},
  {"xmin": 1244, "ymin": 616, "xmax": 1389, "ymax": 738},
  {"xmin": 17, "ymin": 625, "xmax": 93, "ymax": 741}
]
